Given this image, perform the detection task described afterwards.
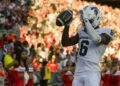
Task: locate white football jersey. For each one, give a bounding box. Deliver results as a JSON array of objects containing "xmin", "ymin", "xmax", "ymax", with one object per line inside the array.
[{"xmin": 75, "ymin": 27, "xmax": 114, "ymax": 74}]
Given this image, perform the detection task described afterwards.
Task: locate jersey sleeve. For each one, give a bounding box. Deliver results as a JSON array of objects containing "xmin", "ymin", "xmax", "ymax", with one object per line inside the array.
[
  {"xmin": 77, "ymin": 27, "xmax": 83, "ymax": 38},
  {"xmin": 105, "ymin": 28, "xmax": 114, "ymax": 39},
  {"xmin": 99, "ymin": 28, "xmax": 114, "ymax": 45}
]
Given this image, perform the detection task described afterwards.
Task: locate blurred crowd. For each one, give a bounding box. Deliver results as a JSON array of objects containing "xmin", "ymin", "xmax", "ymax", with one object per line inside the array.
[{"xmin": 0, "ymin": 0, "xmax": 120, "ymax": 86}]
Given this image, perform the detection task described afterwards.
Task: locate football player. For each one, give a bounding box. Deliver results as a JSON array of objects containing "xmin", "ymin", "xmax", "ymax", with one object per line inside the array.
[{"xmin": 61, "ymin": 5, "xmax": 114, "ymax": 86}]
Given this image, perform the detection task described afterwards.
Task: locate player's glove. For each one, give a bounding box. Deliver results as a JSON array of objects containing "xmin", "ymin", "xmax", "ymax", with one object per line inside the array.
[{"xmin": 82, "ymin": 10, "xmax": 89, "ymax": 21}]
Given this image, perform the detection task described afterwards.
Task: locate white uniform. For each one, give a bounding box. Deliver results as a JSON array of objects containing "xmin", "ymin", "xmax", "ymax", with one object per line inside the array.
[{"xmin": 72, "ymin": 27, "xmax": 114, "ymax": 86}]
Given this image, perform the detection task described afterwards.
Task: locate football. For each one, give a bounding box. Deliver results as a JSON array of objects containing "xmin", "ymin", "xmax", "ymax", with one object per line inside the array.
[{"xmin": 56, "ymin": 10, "xmax": 73, "ymax": 26}]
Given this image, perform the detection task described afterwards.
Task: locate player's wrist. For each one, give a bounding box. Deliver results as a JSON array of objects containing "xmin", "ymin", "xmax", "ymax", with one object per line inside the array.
[
  {"xmin": 64, "ymin": 24, "xmax": 70, "ymax": 29},
  {"xmin": 64, "ymin": 20, "xmax": 71, "ymax": 26},
  {"xmin": 83, "ymin": 18, "xmax": 89, "ymax": 23}
]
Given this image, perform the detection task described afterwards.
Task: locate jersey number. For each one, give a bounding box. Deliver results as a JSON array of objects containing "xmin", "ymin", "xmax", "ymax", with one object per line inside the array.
[{"xmin": 79, "ymin": 40, "xmax": 89, "ymax": 56}]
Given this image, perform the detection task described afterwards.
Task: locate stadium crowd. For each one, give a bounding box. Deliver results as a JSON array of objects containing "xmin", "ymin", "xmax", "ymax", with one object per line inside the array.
[{"xmin": 0, "ymin": 0, "xmax": 120, "ymax": 86}]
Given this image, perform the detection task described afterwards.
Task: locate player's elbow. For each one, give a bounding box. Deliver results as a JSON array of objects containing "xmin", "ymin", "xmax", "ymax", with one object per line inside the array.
[
  {"xmin": 92, "ymin": 37, "xmax": 101, "ymax": 44},
  {"xmin": 62, "ymin": 44, "xmax": 68, "ymax": 47},
  {"xmin": 61, "ymin": 38, "xmax": 70, "ymax": 47},
  {"xmin": 61, "ymin": 41, "xmax": 68, "ymax": 47}
]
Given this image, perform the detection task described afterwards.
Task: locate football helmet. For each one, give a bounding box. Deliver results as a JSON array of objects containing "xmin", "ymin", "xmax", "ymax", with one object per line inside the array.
[{"xmin": 80, "ymin": 5, "xmax": 102, "ymax": 28}]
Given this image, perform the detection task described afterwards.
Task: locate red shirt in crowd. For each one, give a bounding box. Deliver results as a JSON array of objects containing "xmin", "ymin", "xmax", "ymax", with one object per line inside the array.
[
  {"xmin": 112, "ymin": 75, "xmax": 120, "ymax": 86},
  {"xmin": 7, "ymin": 67, "xmax": 33, "ymax": 86},
  {"xmin": 62, "ymin": 74, "xmax": 72, "ymax": 86},
  {"xmin": 47, "ymin": 61, "xmax": 58, "ymax": 72},
  {"xmin": 0, "ymin": 38, "xmax": 4, "ymax": 48},
  {"xmin": 101, "ymin": 70, "xmax": 120, "ymax": 86},
  {"xmin": 102, "ymin": 74, "xmax": 112, "ymax": 86}
]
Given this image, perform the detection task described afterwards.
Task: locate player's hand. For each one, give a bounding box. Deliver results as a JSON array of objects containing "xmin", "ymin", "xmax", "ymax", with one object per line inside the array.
[
  {"xmin": 82, "ymin": 10, "xmax": 89, "ymax": 21},
  {"xmin": 82, "ymin": 10, "xmax": 95, "ymax": 22},
  {"xmin": 63, "ymin": 10, "xmax": 73, "ymax": 26},
  {"xmin": 56, "ymin": 10, "xmax": 73, "ymax": 27},
  {"xmin": 64, "ymin": 17, "xmax": 73, "ymax": 26}
]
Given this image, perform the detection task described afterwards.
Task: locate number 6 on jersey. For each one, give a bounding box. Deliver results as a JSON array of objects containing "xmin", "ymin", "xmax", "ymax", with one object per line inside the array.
[{"xmin": 79, "ymin": 40, "xmax": 89, "ymax": 56}]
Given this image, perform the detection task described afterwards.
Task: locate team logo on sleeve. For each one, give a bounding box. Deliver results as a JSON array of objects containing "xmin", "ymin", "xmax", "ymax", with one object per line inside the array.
[{"xmin": 110, "ymin": 30, "xmax": 114, "ymax": 36}]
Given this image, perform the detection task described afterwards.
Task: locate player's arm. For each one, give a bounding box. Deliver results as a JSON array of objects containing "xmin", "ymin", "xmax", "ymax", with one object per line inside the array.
[
  {"xmin": 84, "ymin": 20, "xmax": 112, "ymax": 44},
  {"xmin": 62, "ymin": 25, "xmax": 79, "ymax": 47},
  {"xmin": 84, "ymin": 20, "xmax": 113, "ymax": 45},
  {"xmin": 100, "ymin": 33, "xmax": 112, "ymax": 44},
  {"xmin": 84, "ymin": 19, "xmax": 101, "ymax": 43},
  {"xmin": 83, "ymin": 12, "xmax": 113, "ymax": 44}
]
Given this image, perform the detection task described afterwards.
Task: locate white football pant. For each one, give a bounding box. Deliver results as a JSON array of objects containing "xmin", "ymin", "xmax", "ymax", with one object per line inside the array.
[{"xmin": 72, "ymin": 71, "xmax": 101, "ymax": 86}]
